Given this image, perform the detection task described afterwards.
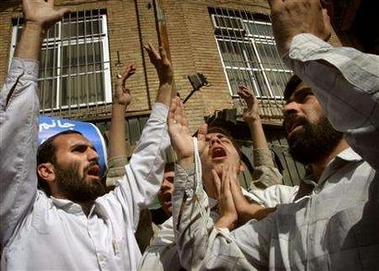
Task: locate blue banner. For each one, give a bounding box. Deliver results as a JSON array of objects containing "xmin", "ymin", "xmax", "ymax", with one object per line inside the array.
[{"xmin": 38, "ymin": 116, "xmax": 107, "ymax": 174}]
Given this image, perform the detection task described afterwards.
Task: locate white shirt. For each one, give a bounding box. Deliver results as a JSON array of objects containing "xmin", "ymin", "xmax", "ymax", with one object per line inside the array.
[
  {"xmin": 172, "ymin": 34, "xmax": 379, "ymax": 270},
  {"xmin": 139, "ymin": 169, "xmax": 292, "ymax": 271},
  {"xmin": 0, "ymin": 58, "xmax": 170, "ymax": 271}
]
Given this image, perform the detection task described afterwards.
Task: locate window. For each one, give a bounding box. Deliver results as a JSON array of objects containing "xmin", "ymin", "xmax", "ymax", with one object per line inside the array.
[
  {"xmin": 10, "ymin": 9, "xmax": 111, "ymax": 111},
  {"xmin": 209, "ymin": 8, "xmax": 292, "ymax": 98}
]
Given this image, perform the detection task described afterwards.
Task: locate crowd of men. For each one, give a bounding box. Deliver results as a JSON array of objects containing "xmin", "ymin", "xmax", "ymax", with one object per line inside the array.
[{"xmin": 1, "ymin": 0, "xmax": 378, "ymax": 270}]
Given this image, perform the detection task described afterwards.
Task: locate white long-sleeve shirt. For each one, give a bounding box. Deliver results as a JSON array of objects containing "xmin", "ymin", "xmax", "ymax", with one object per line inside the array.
[
  {"xmin": 172, "ymin": 34, "xmax": 379, "ymax": 270},
  {"xmin": 0, "ymin": 58, "xmax": 170, "ymax": 270},
  {"xmin": 138, "ymin": 145, "xmax": 287, "ymax": 271}
]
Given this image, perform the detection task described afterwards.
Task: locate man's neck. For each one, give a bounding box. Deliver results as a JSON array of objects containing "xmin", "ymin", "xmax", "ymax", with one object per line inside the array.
[
  {"xmin": 310, "ymin": 139, "xmax": 350, "ymax": 181},
  {"xmin": 79, "ymin": 202, "xmax": 92, "ymax": 216}
]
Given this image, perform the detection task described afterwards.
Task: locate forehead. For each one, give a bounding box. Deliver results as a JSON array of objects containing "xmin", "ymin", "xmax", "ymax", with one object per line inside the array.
[
  {"xmin": 286, "ymin": 81, "xmax": 313, "ymax": 101},
  {"xmin": 53, "ymin": 133, "xmax": 93, "ymax": 149},
  {"xmin": 206, "ymin": 132, "xmax": 228, "ymax": 138}
]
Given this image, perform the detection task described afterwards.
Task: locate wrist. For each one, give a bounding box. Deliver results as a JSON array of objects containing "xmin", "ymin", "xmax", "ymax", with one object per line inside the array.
[
  {"xmin": 112, "ymin": 102, "xmax": 129, "ymax": 108},
  {"xmin": 215, "ymin": 216, "xmax": 238, "ymax": 231},
  {"xmin": 246, "ymin": 117, "xmax": 262, "ymax": 126},
  {"xmin": 178, "ymin": 155, "xmax": 194, "ymax": 169},
  {"xmin": 24, "ymin": 21, "xmax": 46, "ymax": 36}
]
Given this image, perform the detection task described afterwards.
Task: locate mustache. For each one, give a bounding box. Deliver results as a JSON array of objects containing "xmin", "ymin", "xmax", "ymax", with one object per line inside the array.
[
  {"xmin": 283, "ymin": 114, "xmax": 308, "ymax": 134},
  {"xmin": 84, "ymin": 160, "xmax": 100, "ymax": 171}
]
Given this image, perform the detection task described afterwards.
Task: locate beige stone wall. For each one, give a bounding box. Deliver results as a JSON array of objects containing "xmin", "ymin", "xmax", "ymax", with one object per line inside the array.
[{"xmin": 0, "ymin": 0, "xmax": 341, "ymax": 132}]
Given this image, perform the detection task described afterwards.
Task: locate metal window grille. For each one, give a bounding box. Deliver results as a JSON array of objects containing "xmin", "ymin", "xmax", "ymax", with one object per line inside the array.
[
  {"xmin": 10, "ymin": 9, "xmax": 111, "ymax": 114},
  {"xmin": 209, "ymin": 8, "xmax": 292, "ymax": 101}
]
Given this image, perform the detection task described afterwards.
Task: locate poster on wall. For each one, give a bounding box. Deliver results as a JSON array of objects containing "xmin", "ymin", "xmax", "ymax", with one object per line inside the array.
[{"xmin": 38, "ymin": 116, "xmax": 108, "ymax": 175}]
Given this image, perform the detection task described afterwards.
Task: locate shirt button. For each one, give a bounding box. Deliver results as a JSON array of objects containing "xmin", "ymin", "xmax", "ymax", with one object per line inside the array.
[{"xmin": 98, "ymin": 253, "xmax": 105, "ymax": 262}]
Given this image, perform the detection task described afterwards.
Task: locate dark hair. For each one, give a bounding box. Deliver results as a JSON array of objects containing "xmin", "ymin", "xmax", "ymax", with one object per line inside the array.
[
  {"xmin": 37, "ymin": 130, "xmax": 83, "ymax": 194},
  {"xmin": 164, "ymin": 162, "xmax": 175, "ymax": 172},
  {"xmin": 283, "ymin": 74, "xmax": 302, "ymax": 102},
  {"xmin": 206, "ymin": 126, "xmax": 242, "ymax": 158}
]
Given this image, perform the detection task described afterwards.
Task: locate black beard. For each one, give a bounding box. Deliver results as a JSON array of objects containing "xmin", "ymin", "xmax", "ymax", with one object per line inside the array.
[
  {"xmin": 286, "ymin": 116, "xmax": 343, "ymax": 165},
  {"xmin": 54, "ymin": 162, "xmax": 106, "ymax": 203}
]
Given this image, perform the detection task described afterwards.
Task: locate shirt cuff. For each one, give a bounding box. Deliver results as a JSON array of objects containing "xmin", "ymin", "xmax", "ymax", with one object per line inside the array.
[
  {"xmin": 10, "ymin": 57, "xmax": 39, "ymax": 79},
  {"xmin": 107, "ymin": 155, "xmax": 128, "ymax": 178},
  {"xmin": 151, "ymin": 103, "xmax": 169, "ymax": 122},
  {"xmin": 253, "ymin": 148, "xmax": 275, "ymax": 167},
  {"xmin": 174, "ymin": 163, "xmax": 197, "ymax": 197},
  {"xmin": 289, "ymin": 33, "xmax": 333, "ymax": 63}
]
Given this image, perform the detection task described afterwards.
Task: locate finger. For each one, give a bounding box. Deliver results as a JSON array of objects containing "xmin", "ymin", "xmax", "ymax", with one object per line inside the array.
[
  {"xmin": 221, "ymin": 165, "xmax": 231, "ymax": 193},
  {"xmin": 197, "ymin": 123, "xmax": 208, "ymax": 142},
  {"xmin": 57, "ymin": 7, "xmax": 71, "ymax": 18},
  {"xmin": 159, "ymin": 46, "xmax": 167, "ymax": 60},
  {"xmin": 173, "ymin": 98, "xmax": 186, "ymax": 126},
  {"xmin": 168, "ymin": 97, "xmax": 182, "ymax": 127},
  {"xmin": 178, "ymin": 100, "xmax": 189, "ymax": 127},
  {"xmin": 239, "ymin": 85, "xmax": 254, "ymax": 96},
  {"xmin": 229, "ymin": 169, "xmax": 243, "ymax": 197},
  {"xmin": 144, "ymin": 42, "xmax": 160, "ymax": 62},
  {"xmin": 237, "ymin": 89, "xmax": 248, "ymax": 100},
  {"xmin": 237, "ymin": 88, "xmax": 255, "ymax": 107},
  {"xmin": 115, "ymin": 73, "xmax": 123, "ymax": 89},
  {"xmin": 220, "ymin": 166, "xmax": 234, "ymax": 208},
  {"xmin": 124, "ymin": 64, "xmax": 137, "ymax": 81},
  {"xmin": 212, "ymin": 169, "xmax": 221, "ymax": 198},
  {"xmin": 224, "ymin": 165, "xmax": 242, "ymax": 204}
]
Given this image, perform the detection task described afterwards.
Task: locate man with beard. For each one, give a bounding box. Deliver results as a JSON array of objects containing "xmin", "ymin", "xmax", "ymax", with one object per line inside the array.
[
  {"xmin": 283, "ymin": 74, "xmax": 349, "ymax": 201},
  {"xmin": 0, "ymin": 0, "xmax": 174, "ymax": 270},
  {"xmin": 168, "ymin": 0, "xmax": 379, "ymax": 269}
]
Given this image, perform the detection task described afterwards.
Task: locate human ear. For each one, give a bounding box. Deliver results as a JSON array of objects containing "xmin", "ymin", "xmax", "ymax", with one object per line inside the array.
[{"xmin": 37, "ymin": 163, "xmax": 56, "ymax": 182}]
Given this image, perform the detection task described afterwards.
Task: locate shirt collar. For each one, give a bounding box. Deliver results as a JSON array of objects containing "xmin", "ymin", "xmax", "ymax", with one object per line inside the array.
[
  {"xmin": 51, "ymin": 196, "xmax": 108, "ymax": 218},
  {"xmin": 335, "ymin": 147, "xmax": 363, "ymax": 162},
  {"xmin": 51, "ymin": 196, "xmax": 84, "ymax": 214}
]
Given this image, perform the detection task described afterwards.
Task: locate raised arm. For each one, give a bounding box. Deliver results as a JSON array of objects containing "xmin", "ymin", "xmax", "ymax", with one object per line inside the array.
[
  {"xmin": 268, "ymin": 0, "xmax": 379, "ymax": 170},
  {"xmin": 268, "ymin": 0, "xmax": 331, "ymax": 59},
  {"xmin": 144, "ymin": 43, "xmax": 176, "ymax": 105},
  {"xmin": 0, "ymin": 0, "xmax": 68, "ymax": 246},
  {"xmin": 167, "ymin": 97, "xmax": 213, "ymax": 269},
  {"xmin": 237, "ymin": 85, "xmax": 282, "ymax": 189},
  {"xmin": 114, "ymin": 44, "xmax": 175, "ymax": 232},
  {"xmin": 106, "ymin": 64, "xmax": 135, "ymax": 186},
  {"xmin": 15, "ymin": 0, "xmax": 70, "ymax": 60}
]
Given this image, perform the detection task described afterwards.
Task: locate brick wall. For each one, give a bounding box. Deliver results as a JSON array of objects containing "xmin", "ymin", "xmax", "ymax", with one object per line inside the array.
[{"xmin": 0, "ymin": 0, "xmax": 341, "ymax": 131}]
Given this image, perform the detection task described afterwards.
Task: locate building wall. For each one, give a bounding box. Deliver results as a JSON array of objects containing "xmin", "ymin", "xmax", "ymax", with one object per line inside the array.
[
  {"xmin": 0, "ymin": 0, "xmax": 282, "ymax": 130},
  {"xmin": 0, "ymin": 0, "xmax": 342, "ymax": 186}
]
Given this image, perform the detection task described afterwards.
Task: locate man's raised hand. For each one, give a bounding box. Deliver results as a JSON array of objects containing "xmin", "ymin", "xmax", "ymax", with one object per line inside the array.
[
  {"xmin": 267, "ymin": 0, "xmax": 332, "ymax": 59},
  {"xmin": 23, "ymin": 0, "xmax": 70, "ymax": 31}
]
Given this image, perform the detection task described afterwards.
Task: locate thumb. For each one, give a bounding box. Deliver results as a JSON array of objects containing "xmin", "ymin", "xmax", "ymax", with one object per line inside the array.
[
  {"xmin": 57, "ymin": 7, "xmax": 71, "ymax": 18},
  {"xmin": 197, "ymin": 123, "xmax": 208, "ymax": 142}
]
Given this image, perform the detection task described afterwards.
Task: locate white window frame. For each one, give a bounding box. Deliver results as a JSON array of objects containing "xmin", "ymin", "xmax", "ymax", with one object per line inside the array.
[
  {"xmin": 9, "ymin": 10, "xmax": 111, "ymax": 111},
  {"xmin": 211, "ymin": 12, "xmax": 292, "ymax": 98}
]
